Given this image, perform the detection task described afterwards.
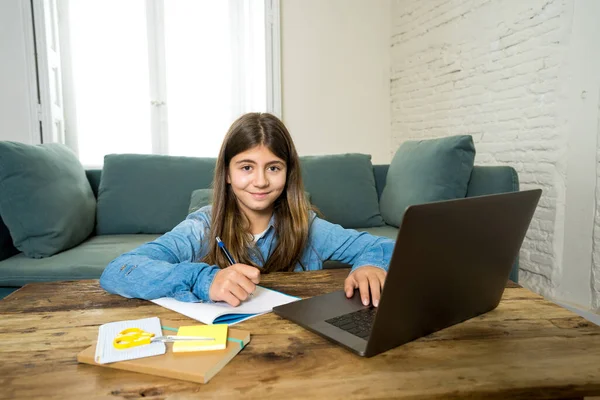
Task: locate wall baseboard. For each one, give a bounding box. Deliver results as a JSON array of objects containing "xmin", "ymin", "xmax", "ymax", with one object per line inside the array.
[{"xmin": 555, "ymin": 300, "xmax": 600, "ymax": 326}]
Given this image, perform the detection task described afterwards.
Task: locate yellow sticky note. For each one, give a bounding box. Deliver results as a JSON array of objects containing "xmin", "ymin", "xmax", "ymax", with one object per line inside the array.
[{"xmin": 173, "ymin": 324, "xmax": 228, "ymax": 353}]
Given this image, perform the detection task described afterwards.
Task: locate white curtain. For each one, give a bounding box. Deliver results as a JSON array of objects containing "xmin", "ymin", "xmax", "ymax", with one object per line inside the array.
[{"xmin": 58, "ymin": 0, "xmax": 271, "ymax": 166}]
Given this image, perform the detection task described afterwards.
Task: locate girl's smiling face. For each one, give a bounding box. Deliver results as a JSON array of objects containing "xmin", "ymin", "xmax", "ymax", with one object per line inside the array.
[{"xmin": 227, "ymin": 144, "xmax": 287, "ymax": 220}]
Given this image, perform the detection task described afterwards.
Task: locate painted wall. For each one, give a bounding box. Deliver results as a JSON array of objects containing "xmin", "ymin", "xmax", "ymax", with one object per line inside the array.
[{"xmin": 281, "ymin": 0, "xmax": 392, "ymax": 164}]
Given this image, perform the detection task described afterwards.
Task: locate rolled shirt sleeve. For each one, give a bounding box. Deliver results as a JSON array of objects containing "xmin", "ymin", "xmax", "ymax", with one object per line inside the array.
[{"xmin": 99, "ymin": 207, "xmax": 219, "ymax": 302}]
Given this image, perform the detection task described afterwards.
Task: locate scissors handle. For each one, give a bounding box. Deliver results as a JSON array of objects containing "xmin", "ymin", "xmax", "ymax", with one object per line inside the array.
[{"xmin": 113, "ymin": 328, "xmax": 155, "ymax": 349}]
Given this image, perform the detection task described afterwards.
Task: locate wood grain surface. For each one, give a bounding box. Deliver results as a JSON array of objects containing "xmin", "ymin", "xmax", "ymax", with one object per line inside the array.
[{"xmin": 1, "ymin": 269, "xmax": 600, "ymax": 400}]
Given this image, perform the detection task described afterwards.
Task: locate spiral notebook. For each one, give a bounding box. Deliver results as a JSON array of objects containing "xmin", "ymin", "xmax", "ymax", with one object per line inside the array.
[{"xmin": 151, "ymin": 285, "xmax": 299, "ymax": 325}]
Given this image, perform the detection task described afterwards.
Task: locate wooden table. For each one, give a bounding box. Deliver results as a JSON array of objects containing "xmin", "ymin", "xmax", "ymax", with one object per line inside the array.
[{"xmin": 1, "ymin": 269, "xmax": 600, "ymax": 399}]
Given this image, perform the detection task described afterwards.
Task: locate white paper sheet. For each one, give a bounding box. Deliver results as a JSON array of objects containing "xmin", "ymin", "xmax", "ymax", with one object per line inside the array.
[
  {"xmin": 151, "ymin": 286, "xmax": 300, "ymax": 325},
  {"xmin": 94, "ymin": 317, "xmax": 166, "ymax": 364}
]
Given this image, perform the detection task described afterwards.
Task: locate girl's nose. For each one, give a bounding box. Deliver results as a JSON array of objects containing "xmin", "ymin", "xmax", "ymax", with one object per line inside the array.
[{"xmin": 254, "ymin": 171, "xmax": 269, "ymax": 187}]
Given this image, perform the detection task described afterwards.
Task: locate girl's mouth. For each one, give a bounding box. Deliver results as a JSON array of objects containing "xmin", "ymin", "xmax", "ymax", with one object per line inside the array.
[{"xmin": 250, "ymin": 192, "xmax": 270, "ymax": 199}]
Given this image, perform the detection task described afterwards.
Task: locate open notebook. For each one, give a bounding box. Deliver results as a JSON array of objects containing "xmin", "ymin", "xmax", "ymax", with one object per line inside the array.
[{"xmin": 151, "ymin": 286, "xmax": 299, "ymax": 325}]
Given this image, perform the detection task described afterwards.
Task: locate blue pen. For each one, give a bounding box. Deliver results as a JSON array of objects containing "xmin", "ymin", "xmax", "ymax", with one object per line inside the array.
[
  {"xmin": 216, "ymin": 236, "xmax": 254, "ymax": 297},
  {"xmin": 216, "ymin": 236, "xmax": 236, "ymax": 265}
]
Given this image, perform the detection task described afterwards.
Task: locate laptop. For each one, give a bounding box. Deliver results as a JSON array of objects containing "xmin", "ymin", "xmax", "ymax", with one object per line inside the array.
[{"xmin": 273, "ymin": 189, "xmax": 542, "ymax": 357}]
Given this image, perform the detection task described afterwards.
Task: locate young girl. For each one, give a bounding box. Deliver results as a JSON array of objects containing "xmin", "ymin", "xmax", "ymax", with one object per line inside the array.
[{"xmin": 100, "ymin": 113, "xmax": 394, "ymax": 307}]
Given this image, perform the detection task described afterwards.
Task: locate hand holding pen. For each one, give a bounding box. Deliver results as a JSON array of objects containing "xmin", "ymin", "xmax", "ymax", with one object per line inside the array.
[
  {"xmin": 208, "ymin": 237, "xmax": 260, "ymax": 307},
  {"xmin": 216, "ymin": 237, "xmax": 255, "ymax": 298}
]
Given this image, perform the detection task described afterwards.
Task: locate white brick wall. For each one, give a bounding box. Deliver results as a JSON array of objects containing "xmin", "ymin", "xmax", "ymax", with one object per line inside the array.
[{"xmin": 390, "ymin": 0, "xmax": 574, "ymax": 300}]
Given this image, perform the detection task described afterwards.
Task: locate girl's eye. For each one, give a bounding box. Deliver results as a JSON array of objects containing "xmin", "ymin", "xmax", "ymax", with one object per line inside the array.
[
  {"xmin": 241, "ymin": 165, "xmax": 252, "ymax": 171},
  {"xmin": 268, "ymin": 166, "xmax": 280, "ymax": 172}
]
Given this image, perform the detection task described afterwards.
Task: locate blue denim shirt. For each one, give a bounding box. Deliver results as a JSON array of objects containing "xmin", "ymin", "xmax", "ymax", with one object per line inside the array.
[{"xmin": 99, "ymin": 206, "xmax": 395, "ymax": 302}]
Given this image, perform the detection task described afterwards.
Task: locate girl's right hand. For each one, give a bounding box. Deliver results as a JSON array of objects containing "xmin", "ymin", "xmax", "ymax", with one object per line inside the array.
[{"xmin": 209, "ymin": 264, "xmax": 261, "ymax": 307}]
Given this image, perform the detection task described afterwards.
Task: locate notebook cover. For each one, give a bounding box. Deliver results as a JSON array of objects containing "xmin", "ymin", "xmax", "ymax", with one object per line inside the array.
[
  {"xmin": 77, "ymin": 323, "xmax": 250, "ymax": 384},
  {"xmin": 173, "ymin": 325, "xmax": 228, "ymax": 352}
]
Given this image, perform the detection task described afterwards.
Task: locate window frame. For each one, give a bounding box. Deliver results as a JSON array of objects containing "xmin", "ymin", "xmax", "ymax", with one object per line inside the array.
[{"xmin": 31, "ymin": 0, "xmax": 282, "ymax": 163}]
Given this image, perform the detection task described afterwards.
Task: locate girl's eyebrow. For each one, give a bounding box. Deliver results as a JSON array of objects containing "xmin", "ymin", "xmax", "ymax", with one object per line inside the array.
[
  {"xmin": 235, "ymin": 159, "xmax": 257, "ymax": 164},
  {"xmin": 235, "ymin": 159, "xmax": 285, "ymax": 166},
  {"xmin": 267, "ymin": 160, "xmax": 286, "ymax": 166}
]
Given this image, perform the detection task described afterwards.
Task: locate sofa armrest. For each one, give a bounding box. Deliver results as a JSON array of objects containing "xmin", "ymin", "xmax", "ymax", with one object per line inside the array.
[
  {"xmin": 466, "ymin": 165, "xmax": 520, "ymax": 283},
  {"xmin": 374, "ymin": 165, "xmax": 519, "ymax": 199},
  {"xmin": 466, "ymin": 165, "xmax": 519, "ymax": 197},
  {"xmin": 374, "ymin": 164, "xmax": 521, "ymax": 283}
]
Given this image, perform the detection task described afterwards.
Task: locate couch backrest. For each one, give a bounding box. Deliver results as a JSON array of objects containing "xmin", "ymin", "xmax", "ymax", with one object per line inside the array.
[
  {"xmin": 0, "ymin": 162, "xmax": 519, "ymax": 263},
  {"xmin": 87, "ymin": 165, "xmax": 519, "ymax": 201}
]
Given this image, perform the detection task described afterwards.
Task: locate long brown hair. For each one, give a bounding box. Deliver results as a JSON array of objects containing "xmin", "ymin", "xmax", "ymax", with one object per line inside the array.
[{"xmin": 202, "ymin": 112, "xmax": 311, "ymax": 272}]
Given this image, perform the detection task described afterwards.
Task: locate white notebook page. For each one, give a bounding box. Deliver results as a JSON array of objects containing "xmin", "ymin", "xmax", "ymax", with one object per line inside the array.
[
  {"xmin": 94, "ymin": 317, "xmax": 166, "ymax": 364},
  {"xmin": 151, "ymin": 286, "xmax": 299, "ymax": 325}
]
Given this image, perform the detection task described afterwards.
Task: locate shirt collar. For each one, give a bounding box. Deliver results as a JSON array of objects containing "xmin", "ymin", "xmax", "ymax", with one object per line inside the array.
[{"xmin": 268, "ymin": 213, "xmax": 276, "ymax": 229}]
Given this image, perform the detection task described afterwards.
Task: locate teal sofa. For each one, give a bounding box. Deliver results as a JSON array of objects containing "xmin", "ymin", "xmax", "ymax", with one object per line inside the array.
[{"xmin": 0, "ymin": 141, "xmax": 520, "ymax": 299}]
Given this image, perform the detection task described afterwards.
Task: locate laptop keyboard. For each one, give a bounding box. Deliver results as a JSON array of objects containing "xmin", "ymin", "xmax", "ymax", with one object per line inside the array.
[{"xmin": 325, "ymin": 307, "xmax": 376, "ymax": 340}]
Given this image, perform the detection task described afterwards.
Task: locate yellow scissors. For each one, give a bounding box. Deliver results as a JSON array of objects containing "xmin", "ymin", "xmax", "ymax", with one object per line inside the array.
[{"xmin": 113, "ymin": 328, "xmax": 215, "ymax": 350}]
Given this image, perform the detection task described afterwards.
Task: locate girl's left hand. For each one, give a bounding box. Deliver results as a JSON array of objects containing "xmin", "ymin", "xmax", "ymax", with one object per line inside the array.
[{"xmin": 344, "ymin": 266, "xmax": 387, "ymax": 307}]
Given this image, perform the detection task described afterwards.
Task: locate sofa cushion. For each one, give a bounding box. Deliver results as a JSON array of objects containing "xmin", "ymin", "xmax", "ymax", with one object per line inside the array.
[
  {"xmin": 189, "ymin": 189, "xmax": 214, "ymax": 213},
  {"xmin": 300, "ymin": 154, "xmax": 384, "ymax": 228},
  {"xmin": 0, "ymin": 142, "xmax": 96, "ymax": 258},
  {"xmin": 0, "ymin": 234, "xmax": 159, "ymax": 286},
  {"xmin": 96, "ymin": 154, "xmax": 216, "ymax": 234},
  {"xmin": 188, "ymin": 188, "xmax": 313, "ymax": 214},
  {"xmin": 380, "ymin": 135, "xmax": 476, "ymax": 227}
]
